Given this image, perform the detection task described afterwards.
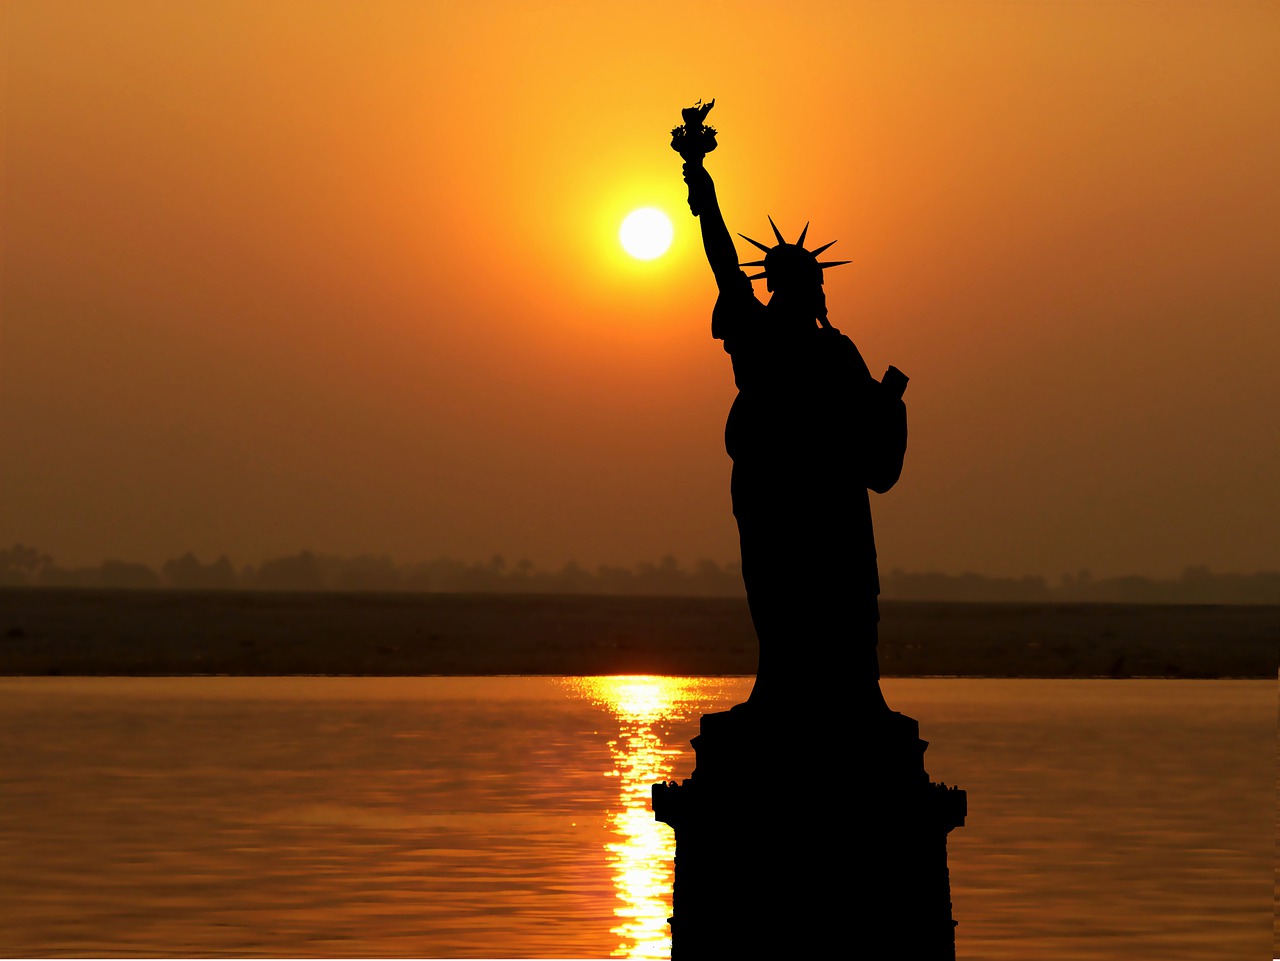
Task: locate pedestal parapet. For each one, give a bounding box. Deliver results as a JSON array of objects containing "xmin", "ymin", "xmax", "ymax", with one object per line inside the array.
[{"xmin": 653, "ymin": 704, "xmax": 966, "ymax": 959}]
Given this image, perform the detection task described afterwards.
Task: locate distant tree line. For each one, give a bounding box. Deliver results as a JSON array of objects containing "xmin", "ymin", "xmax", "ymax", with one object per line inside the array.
[
  {"xmin": 0, "ymin": 544, "xmax": 1276, "ymax": 605},
  {"xmin": 0, "ymin": 546, "xmax": 745, "ymax": 597}
]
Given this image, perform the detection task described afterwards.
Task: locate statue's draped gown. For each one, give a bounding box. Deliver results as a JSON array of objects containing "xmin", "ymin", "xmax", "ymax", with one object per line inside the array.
[{"xmin": 713, "ymin": 271, "xmax": 907, "ymax": 706}]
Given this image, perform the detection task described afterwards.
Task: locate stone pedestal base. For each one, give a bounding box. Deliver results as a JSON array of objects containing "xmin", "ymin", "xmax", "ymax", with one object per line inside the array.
[{"xmin": 652, "ymin": 705, "xmax": 965, "ymax": 958}]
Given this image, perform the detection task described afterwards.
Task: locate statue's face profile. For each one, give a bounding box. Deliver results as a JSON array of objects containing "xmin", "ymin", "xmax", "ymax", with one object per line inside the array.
[{"xmin": 763, "ymin": 245, "xmax": 826, "ymax": 323}]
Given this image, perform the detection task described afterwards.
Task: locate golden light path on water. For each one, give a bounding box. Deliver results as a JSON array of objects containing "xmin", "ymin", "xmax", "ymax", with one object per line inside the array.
[{"xmin": 569, "ymin": 676, "xmax": 713, "ymax": 961}]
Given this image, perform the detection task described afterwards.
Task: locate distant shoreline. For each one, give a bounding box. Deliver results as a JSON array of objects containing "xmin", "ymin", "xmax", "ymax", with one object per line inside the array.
[{"xmin": 1, "ymin": 588, "xmax": 1275, "ymax": 679}]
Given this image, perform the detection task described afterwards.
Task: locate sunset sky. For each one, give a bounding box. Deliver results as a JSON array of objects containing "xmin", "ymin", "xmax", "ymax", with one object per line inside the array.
[{"xmin": 3, "ymin": 1, "xmax": 1277, "ymax": 579}]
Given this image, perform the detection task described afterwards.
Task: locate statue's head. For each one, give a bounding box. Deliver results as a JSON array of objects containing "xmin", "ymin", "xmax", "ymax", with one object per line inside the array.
[
  {"xmin": 761, "ymin": 243, "xmax": 823, "ymax": 294},
  {"xmin": 739, "ymin": 219, "xmax": 849, "ymax": 327}
]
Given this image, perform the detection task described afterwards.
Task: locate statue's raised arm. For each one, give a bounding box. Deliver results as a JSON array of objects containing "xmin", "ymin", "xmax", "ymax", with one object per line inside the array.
[{"xmin": 671, "ymin": 100, "xmax": 739, "ymax": 291}]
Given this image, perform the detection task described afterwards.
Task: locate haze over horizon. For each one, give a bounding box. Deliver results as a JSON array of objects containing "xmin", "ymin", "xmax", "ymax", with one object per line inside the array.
[{"xmin": 3, "ymin": 1, "xmax": 1277, "ymax": 580}]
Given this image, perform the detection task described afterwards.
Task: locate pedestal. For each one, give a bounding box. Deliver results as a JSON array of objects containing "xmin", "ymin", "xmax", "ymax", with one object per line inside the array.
[{"xmin": 652, "ymin": 705, "xmax": 966, "ymax": 958}]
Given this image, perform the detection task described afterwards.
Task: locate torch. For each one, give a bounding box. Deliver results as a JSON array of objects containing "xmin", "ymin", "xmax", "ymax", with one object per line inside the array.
[{"xmin": 670, "ymin": 99, "xmax": 717, "ymax": 216}]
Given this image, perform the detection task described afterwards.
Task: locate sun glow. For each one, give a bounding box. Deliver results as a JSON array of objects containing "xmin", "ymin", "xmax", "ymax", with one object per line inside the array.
[{"xmin": 619, "ymin": 208, "xmax": 673, "ymax": 260}]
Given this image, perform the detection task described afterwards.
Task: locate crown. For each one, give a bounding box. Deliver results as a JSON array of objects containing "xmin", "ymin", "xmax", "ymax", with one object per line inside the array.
[{"xmin": 738, "ymin": 217, "xmax": 850, "ymax": 282}]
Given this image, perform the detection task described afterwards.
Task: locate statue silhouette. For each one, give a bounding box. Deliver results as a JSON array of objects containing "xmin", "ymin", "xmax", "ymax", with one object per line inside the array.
[
  {"xmin": 656, "ymin": 103, "xmax": 963, "ymax": 960},
  {"xmin": 682, "ymin": 158, "xmax": 907, "ymax": 715}
]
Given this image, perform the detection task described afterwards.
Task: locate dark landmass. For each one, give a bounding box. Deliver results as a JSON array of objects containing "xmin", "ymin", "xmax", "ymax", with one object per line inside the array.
[{"xmin": 0, "ymin": 588, "xmax": 1274, "ymax": 678}]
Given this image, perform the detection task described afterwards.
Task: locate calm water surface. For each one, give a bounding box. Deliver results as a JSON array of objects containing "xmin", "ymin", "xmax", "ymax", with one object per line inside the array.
[{"xmin": 0, "ymin": 677, "xmax": 1272, "ymax": 959}]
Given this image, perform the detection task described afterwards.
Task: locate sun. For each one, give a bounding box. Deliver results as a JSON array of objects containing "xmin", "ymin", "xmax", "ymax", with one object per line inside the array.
[{"xmin": 619, "ymin": 208, "xmax": 673, "ymax": 260}]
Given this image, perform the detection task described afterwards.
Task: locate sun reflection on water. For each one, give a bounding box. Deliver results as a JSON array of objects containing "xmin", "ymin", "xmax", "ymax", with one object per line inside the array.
[{"xmin": 570, "ymin": 676, "xmax": 709, "ymax": 961}]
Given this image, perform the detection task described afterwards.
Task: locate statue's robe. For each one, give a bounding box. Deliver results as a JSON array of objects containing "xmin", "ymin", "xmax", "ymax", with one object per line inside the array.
[{"xmin": 713, "ymin": 272, "xmax": 907, "ymax": 705}]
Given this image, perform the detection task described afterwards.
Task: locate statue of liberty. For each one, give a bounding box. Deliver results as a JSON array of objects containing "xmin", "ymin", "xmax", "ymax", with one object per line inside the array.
[
  {"xmin": 658, "ymin": 113, "xmax": 964, "ymax": 953},
  {"xmin": 673, "ymin": 100, "xmax": 908, "ymax": 715}
]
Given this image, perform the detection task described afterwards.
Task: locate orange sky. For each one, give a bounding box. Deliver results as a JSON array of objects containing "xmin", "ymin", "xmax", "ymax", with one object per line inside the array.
[{"xmin": 3, "ymin": 0, "xmax": 1277, "ymax": 578}]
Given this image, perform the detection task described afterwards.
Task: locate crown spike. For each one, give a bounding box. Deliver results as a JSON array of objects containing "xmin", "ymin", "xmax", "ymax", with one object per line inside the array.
[
  {"xmin": 768, "ymin": 216, "xmax": 786, "ymax": 245},
  {"xmin": 796, "ymin": 222, "xmax": 810, "ymax": 247},
  {"xmin": 739, "ymin": 260, "xmax": 768, "ymax": 267},
  {"xmin": 738, "ymin": 233, "xmax": 772, "ymax": 253},
  {"xmin": 818, "ymin": 260, "xmax": 851, "ymax": 270},
  {"xmin": 810, "ymin": 240, "xmax": 838, "ymax": 257}
]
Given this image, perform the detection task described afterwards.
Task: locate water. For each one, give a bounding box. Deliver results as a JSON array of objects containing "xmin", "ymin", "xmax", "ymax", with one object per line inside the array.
[{"xmin": 0, "ymin": 677, "xmax": 1272, "ymax": 959}]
